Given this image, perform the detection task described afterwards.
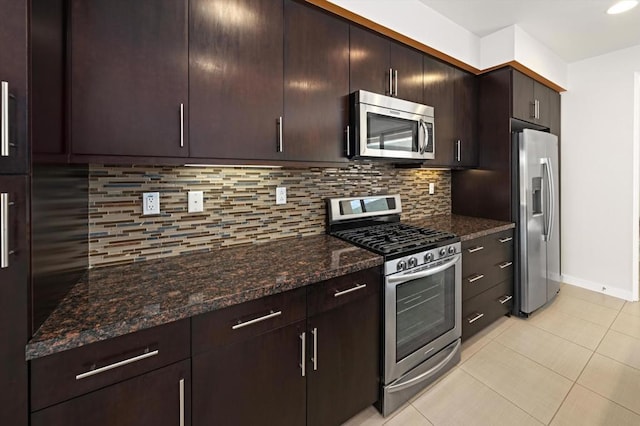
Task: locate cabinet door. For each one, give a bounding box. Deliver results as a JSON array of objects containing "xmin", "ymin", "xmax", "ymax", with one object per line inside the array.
[
  {"xmin": 193, "ymin": 320, "xmax": 307, "ymax": 426},
  {"xmin": 0, "ymin": 176, "xmax": 28, "ymax": 426},
  {"xmin": 511, "ymin": 69, "xmax": 535, "ymax": 123},
  {"xmin": 349, "ymin": 26, "xmax": 391, "ymax": 96},
  {"xmin": 534, "ymin": 80, "xmax": 551, "ymax": 127},
  {"xmin": 307, "ymin": 286, "xmax": 380, "ymax": 426},
  {"xmin": 31, "ymin": 360, "xmax": 190, "ymax": 426},
  {"xmin": 70, "ymin": 0, "xmax": 188, "ymax": 158},
  {"xmin": 454, "ymin": 68, "xmax": 477, "ymax": 167},
  {"xmin": 423, "ymin": 56, "xmax": 454, "ymax": 166},
  {"xmin": 0, "ymin": 0, "xmax": 29, "ymax": 173},
  {"xmin": 284, "ymin": 1, "xmax": 349, "ymax": 162},
  {"xmin": 549, "ymin": 90, "xmax": 560, "ymax": 137},
  {"xmin": 189, "ymin": 0, "xmax": 284, "ymax": 161},
  {"xmin": 390, "ymin": 42, "xmax": 423, "ymax": 104}
]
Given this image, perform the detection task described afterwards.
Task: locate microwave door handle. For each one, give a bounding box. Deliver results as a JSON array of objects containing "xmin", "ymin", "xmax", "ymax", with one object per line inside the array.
[{"xmin": 418, "ymin": 119, "xmax": 427, "ymax": 154}]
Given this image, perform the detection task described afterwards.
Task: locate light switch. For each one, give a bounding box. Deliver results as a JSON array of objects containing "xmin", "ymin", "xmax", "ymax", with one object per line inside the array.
[{"xmin": 188, "ymin": 191, "xmax": 204, "ymax": 213}]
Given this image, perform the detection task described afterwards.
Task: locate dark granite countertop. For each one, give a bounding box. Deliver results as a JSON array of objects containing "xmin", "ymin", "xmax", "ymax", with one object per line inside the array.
[
  {"xmin": 26, "ymin": 235, "xmax": 383, "ymax": 360},
  {"xmin": 408, "ymin": 214, "xmax": 515, "ymax": 241}
]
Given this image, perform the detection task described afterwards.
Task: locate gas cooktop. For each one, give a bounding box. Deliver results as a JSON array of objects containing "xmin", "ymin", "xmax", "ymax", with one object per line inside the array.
[{"xmin": 326, "ymin": 194, "xmax": 459, "ymax": 258}]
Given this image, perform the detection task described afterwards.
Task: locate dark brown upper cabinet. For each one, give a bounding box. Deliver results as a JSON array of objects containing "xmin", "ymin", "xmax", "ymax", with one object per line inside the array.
[
  {"xmin": 283, "ymin": 1, "xmax": 349, "ymax": 163},
  {"xmin": 0, "ymin": 0, "xmax": 29, "ymax": 174},
  {"xmin": 349, "ymin": 25, "xmax": 423, "ymax": 104},
  {"xmin": 512, "ymin": 69, "xmax": 552, "ymax": 128},
  {"xmin": 69, "ymin": 0, "xmax": 189, "ymax": 158},
  {"xmin": 422, "ymin": 56, "xmax": 477, "ymax": 168},
  {"xmin": 189, "ymin": 0, "xmax": 285, "ymax": 161}
]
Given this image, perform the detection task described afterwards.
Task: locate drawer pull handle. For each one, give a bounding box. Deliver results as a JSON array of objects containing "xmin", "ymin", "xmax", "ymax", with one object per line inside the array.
[
  {"xmin": 499, "ymin": 295, "xmax": 513, "ymax": 304},
  {"xmin": 334, "ymin": 283, "xmax": 367, "ymax": 297},
  {"xmin": 231, "ymin": 310, "xmax": 282, "ymax": 330},
  {"xmin": 467, "ymin": 246, "xmax": 484, "ymax": 253},
  {"xmin": 75, "ymin": 349, "xmax": 159, "ymax": 380},
  {"xmin": 499, "ymin": 261, "xmax": 513, "ymax": 269},
  {"xmin": 499, "ymin": 237, "xmax": 513, "ymax": 243},
  {"xmin": 179, "ymin": 378, "xmax": 185, "ymax": 426},
  {"xmin": 467, "ymin": 312, "xmax": 484, "ymax": 324},
  {"xmin": 468, "ymin": 274, "xmax": 484, "ymax": 283}
]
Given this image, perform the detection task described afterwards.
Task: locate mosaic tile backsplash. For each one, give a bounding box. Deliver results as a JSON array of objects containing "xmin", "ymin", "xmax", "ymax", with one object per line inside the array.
[{"xmin": 89, "ymin": 162, "xmax": 451, "ymax": 267}]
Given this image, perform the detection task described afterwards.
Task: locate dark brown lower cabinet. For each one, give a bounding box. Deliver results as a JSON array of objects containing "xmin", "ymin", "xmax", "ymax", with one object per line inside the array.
[
  {"xmin": 193, "ymin": 320, "xmax": 307, "ymax": 426},
  {"xmin": 306, "ymin": 282, "xmax": 380, "ymax": 426},
  {"xmin": 31, "ymin": 359, "xmax": 191, "ymax": 426}
]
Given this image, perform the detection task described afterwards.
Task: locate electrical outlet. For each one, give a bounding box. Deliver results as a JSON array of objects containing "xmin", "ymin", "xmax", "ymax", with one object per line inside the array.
[
  {"xmin": 429, "ymin": 183, "xmax": 435, "ymax": 195},
  {"xmin": 188, "ymin": 191, "xmax": 204, "ymax": 213},
  {"xmin": 276, "ymin": 187, "xmax": 287, "ymax": 205},
  {"xmin": 142, "ymin": 192, "xmax": 160, "ymax": 215}
]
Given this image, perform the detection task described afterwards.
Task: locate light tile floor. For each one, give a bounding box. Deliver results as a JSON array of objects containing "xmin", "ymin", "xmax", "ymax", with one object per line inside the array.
[{"xmin": 343, "ymin": 284, "xmax": 640, "ymax": 426}]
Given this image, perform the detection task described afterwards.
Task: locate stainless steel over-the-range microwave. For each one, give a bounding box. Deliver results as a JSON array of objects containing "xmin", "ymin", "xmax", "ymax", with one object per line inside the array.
[{"xmin": 348, "ymin": 90, "xmax": 435, "ymax": 161}]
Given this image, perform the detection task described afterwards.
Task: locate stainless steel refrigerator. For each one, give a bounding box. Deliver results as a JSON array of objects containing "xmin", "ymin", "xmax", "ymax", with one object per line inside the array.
[{"xmin": 513, "ymin": 129, "xmax": 560, "ymax": 315}]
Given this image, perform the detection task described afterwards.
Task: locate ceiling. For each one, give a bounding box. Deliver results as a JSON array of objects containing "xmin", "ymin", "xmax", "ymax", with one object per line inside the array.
[{"xmin": 418, "ymin": 0, "xmax": 640, "ymax": 62}]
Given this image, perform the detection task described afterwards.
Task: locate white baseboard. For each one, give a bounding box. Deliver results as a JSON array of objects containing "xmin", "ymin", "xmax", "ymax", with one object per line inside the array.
[{"xmin": 561, "ymin": 274, "xmax": 637, "ymax": 301}]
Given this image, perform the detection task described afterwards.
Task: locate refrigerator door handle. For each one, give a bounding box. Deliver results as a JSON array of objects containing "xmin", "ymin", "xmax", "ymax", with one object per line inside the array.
[{"xmin": 541, "ymin": 158, "xmax": 555, "ymax": 242}]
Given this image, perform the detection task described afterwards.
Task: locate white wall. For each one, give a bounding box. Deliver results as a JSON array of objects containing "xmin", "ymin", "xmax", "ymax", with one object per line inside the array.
[{"xmin": 561, "ymin": 44, "xmax": 640, "ymax": 300}]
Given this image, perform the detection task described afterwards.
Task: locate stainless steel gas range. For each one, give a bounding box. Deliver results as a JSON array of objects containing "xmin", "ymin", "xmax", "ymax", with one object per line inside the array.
[{"xmin": 326, "ymin": 194, "xmax": 461, "ymax": 416}]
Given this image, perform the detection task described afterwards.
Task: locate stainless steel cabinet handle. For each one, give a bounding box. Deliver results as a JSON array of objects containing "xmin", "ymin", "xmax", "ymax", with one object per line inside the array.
[
  {"xmin": 179, "ymin": 378, "xmax": 185, "ymax": 426},
  {"xmin": 231, "ymin": 310, "xmax": 282, "ymax": 330},
  {"xmin": 389, "ymin": 68, "xmax": 393, "ymax": 95},
  {"xmin": 277, "ymin": 116, "xmax": 283, "ymax": 152},
  {"xmin": 334, "ymin": 283, "xmax": 367, "ymax": 297},
  {"xmin": 300, "ymin": 332, "xmax": 306, "ymax": 377},
  {"xmin": 345, "ymin": 125, "xmax": 350, "ymax": 157},
  {"xmin": 468, "ymin": 274, "xmax": 484, "ymax": 283},
  {"xmin": 467, "ymin": 312, "xmax": 484, "ymax": 324},
  {"xmin": 498, "ymin": 237, "xmax": 513, "ymax": 243},
  {"xmin": 467, "ymin": 246, "xmax": 484, "ymax": 253},
  {"xmin": 530, "ymin": 100, "xmax": 536, "ymax": 119},
  {"xmin": 1, "ymin": 193, "xmax": 9, "ymax": 269},
  {"xmin": 499, "ymin": 261, "xmax": 513, "ymax": 269},
  {"xmin": 456, "ymin": 140, "xmax": 461, "ymax": 162},
  {"xmin": 311, "ymin": 327, "xmax": 318, "ymax": 371},
  {"xmin": 498, "ymin": 295, "xmax": 513, "ymax": 305},
  {"xmin": 75, "ymin": 349, "xmax": 159, "ymax": 380},
  {"xmin": 1, "ymin": 81, "xmax": 8, "ymax": 156},
  {"xmin": 179, "ymin": 103, "xmax": 184, "ymax": 148},
  {"xmin": 394, "ymin": 69, "xmax": 398, "ymax": 97}
]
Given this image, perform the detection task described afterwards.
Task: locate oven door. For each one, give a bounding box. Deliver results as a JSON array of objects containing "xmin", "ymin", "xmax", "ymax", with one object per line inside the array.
[
  {"xmin": 384, "ymin": 254, "xmax": 461, "ymax": 384},
  {"xmin": 358, "ymin": 103, "xmax": 434, "ymax": 160}
]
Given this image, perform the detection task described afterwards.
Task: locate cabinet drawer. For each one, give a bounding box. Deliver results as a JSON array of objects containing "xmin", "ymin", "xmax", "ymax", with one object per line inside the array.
[
  {"xmin": 192, "ymin": 286, "xmax": 306, "ymax": 355},
  {"xmin": 31, "ymin": 319, "xmax": 190, "ymax": 411},
  {"xmin": 462, "ymin": 279, "xmax": 513, "ymax": 341},
  {"xmin": 307, "ymin": 267, "xmax": 381, "ymax": 316},
  {"xmin": 462, "ymin": 229, "xmax": 513, "ymax": 275}
]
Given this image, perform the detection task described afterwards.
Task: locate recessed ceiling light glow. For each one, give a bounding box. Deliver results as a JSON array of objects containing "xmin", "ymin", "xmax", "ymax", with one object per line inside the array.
[{"xmin": 607, "ymin": 0, "xmax": 638, "ymax": 14}]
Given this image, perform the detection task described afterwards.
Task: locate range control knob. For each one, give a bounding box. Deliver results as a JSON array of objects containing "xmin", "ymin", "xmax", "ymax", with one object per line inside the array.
[
  {"xmin": 397, "ymin": 260, "xmax": 407, "ymax": 272},
  {"xmin": 448, "ymin": 246, "xmax": 456, "ymax": 254},
  {"xmin": 408, "ymin": 257, "xmax": 418, "ymax": 268},
  {"xmin": 439, "ymin": 248, "xmax": 446, "ymax": 256},
  {"xmin": 424, "ymin": 253, "xmax": 433, "ymax": 262}
]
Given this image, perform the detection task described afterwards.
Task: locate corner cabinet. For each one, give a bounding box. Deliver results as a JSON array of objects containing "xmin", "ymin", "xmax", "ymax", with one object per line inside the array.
[
  {"xmin": 349, "ymin": 25, "xmax": 423, "ymax": 104},
  {"xmin": 189, "ymin": 0, "xmax": 284, "ymax": 161},
  {"xmin": 69, "ymin": 0, "xmax": 189, "ymax": 158},
  {"xmin": 192, "ymin": 267, "xmax": 381, "ymax": 426}
]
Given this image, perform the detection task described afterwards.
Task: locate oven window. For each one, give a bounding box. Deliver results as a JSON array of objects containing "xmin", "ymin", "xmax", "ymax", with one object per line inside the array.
[
  {"xmin": 396, "ymin": 266, "xmax": 455, "ymax": 362},
  {"xmin": 366, "ymin": 113, "xmax": 418, "ymax": 152}
]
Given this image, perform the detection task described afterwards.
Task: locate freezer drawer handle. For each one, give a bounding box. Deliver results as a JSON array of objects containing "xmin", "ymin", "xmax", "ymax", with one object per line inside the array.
[
  {"xmin": 498, "ymin": 295, "xmax": 513, "ymax": 305},
  {"xmin": 334, "ymin": 283, "xmax": 366, "ymax": 297},
  {"xmin": 75, "ymin": 349, "xmax": 159, "ymax": 380},
  {"xmin": 467, "ymin": 246, "xmax": 484, "ymax": 253},
  {"xmin": 231, "ymin": 310, "xmax": 282, "ymax": 330},
  {"xmin": 499, "ymin": 261, "xmax": 513, "ymax": 269},
  {"xmin": 467, "ymin": 312, "xmax": 484, "ymax": 324},
  {"xmin": 498, "ymin": 237, "xmax": 513, "ymax": 243},
  {"xmin": 468, "ymin": 274, "xmax": 484, "ymax": 283}
]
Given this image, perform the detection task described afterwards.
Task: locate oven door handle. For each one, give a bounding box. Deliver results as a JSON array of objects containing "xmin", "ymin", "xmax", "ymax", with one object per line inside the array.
[
  {"xmin": 388, "ymin": 255, "xmax": 460, "ymax": 285},
  {"xmin": 386, "ymin": 339, "xmax": 461, "ymax": 393}
]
